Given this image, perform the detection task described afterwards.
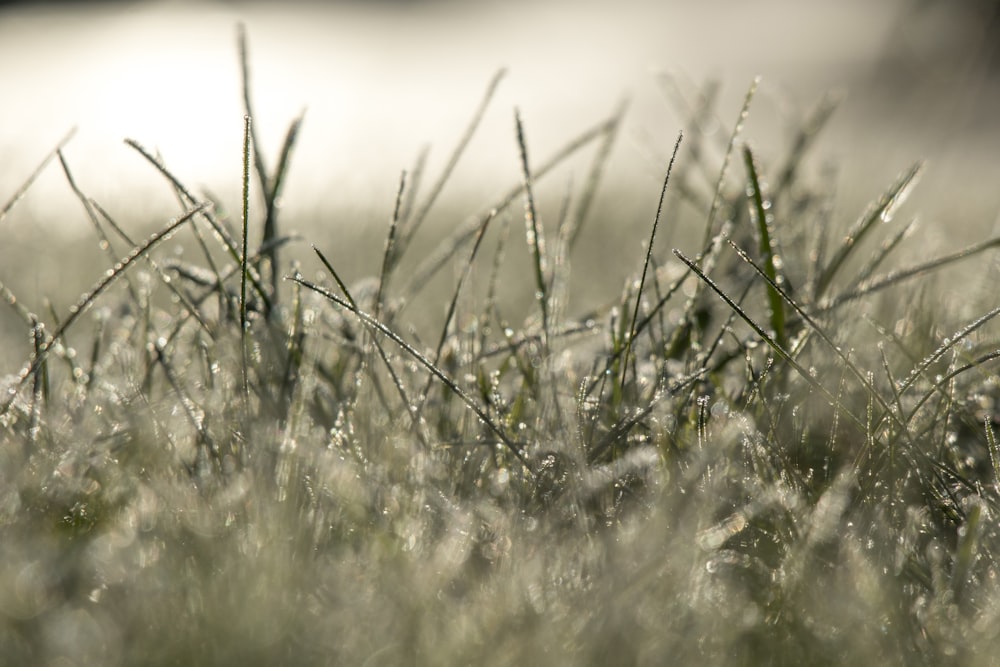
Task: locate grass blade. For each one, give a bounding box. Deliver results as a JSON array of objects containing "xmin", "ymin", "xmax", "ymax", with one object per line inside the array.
[
  {"xmin": 514, "ymin": 109, "xmax": 550, "ymax": 352},
  {"xmin": 621, "ymin": 131, "xmax": 683, "ymax": 394},
  {"xmin": 815, "ymin": 161, "xmax": 923, "ymax": 298},
  {"xmin": 742, "ymin": 144, "xmax": 788, "ymax": 351},
  {"xmin": 0, "ymin": 127, "xmax": 76, "ymax": 225}
]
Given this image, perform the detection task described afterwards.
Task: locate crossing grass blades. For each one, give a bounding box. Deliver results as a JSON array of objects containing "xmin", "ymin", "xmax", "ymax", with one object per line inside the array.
[{"xmin": 4, "ymin": 28, "xmax": 1000, "ymax": 666}]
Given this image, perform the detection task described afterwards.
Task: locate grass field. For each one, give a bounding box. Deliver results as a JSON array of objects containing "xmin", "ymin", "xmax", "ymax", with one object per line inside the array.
[{"xmin": 4, "ymin": 28, "xmax": 1000, "ymax": 666}]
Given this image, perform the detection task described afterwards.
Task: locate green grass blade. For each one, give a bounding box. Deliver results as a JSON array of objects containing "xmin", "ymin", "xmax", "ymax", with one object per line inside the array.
[
  {"xmin": 815, "ymin": 161, "xmax": 923, "ymax": 298},
  {"xmin": 514, "ymin": 109, "xmax": 550, "ymax": 353},
  {"xmin": 742, "ymin": 144, "xmax": 788, "ymax": 352}
]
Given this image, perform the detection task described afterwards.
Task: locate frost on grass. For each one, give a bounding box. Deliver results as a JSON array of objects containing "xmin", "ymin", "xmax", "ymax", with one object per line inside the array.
[{"xmin": 4, "ymin": 52, "xmax": 1000, "ymax": 665}]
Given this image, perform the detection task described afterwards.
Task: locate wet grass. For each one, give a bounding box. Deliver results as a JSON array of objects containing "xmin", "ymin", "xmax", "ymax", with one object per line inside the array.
[{"xmin": 4, "ymin": 30, "xmax": 1000, "ymax": 666}]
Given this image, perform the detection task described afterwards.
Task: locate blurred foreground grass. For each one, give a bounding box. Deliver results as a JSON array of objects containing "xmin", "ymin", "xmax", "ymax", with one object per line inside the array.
[{"xmin": 5, "ymin": 30, "xmax": 1000, "ymax": 666}]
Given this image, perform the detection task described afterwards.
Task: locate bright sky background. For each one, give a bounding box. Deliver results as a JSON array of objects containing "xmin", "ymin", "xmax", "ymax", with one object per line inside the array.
[{"xmin": 0, "ymin": 0, "xmax": 997, "ymax": 237}]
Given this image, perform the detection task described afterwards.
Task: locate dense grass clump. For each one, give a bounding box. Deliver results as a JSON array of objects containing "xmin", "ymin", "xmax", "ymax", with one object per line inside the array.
[{"xmin": 5, "ymin": 32, "xmax": 1000, "ymax": 666}]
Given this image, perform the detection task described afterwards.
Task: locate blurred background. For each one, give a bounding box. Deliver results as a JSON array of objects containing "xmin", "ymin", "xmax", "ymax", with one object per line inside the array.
[{"xmin": 0, "ymin": 0, "xmax": 998, "ymax": 353}]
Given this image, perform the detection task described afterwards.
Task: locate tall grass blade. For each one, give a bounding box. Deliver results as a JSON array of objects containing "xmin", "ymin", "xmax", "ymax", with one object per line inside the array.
[
  {"xmin": 514, "ymin": 109, "xmax": 550, "ymax": 352},
  {"xmin": 124, "ymin": 138, "xmax": 273, "ymax": 314},
  {"xmin": 240, "ymin": 114, "xmax": 253, "ymax": 403},
  {"xmin": 621, "ymin": 131, "xmax": 682, "ymax": 394},
  {"xmin": 742, "ymin": 144, "xmax": 788, "ymax": 351},
  {"xmin": 374, "ymin": 171, "xmax": 407, "ymax": 324},
  {"xmin": 417, "ymin": 208, "xmax": 497, "ymax": 419},
  {"xmin": 263, "ymin": 110, "xmax": 305, "ymax": 296},
  {"xmin": 401, "ymin": 111, "xmax": 622, "ymax": 307},
  {"xmin": 396, "ymin": 68, "xmax": 506, "ymax": 260},
  {"xmin": 701, "ymin": 77, "xmax": 759, "ymax": 249}
]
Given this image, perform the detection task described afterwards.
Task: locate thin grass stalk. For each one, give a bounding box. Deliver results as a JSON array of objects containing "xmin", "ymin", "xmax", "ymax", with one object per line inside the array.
[
  {"xmin": 401, "ymin": 111, "xmax": 621, "ymax": 308},
  {"xmin": 396, "ymin": 68, "xmax": 506, "ymax": 260},
  {"xmin": 374, "ymin": 171, "xmax": 407, "ymax": 324},
  {"xmin": 567, "ymin": 97, "xmax": 628, "ymax": 250},
  {"xmin": 417, "ymin": 208, "xmax": 496, "ymax": 421},
  {"xmin": 727, "ymin": 240, "xmax": 900, "ymax": 428},
  {"xmin": 124, "ymin": 138, "xmax": 273, "ymax": 314},
  {"xmin": 240, "ymin": 115, "xmax": 252, "ymax": 404},
  {"xmin": 28, "ymin": 315, "xmax": 45, "ymax": 446},
  {"xmin": 701, "ymin": 77, "xmax": 759, "ymax": 249},
  {"xmin": 621, "ymin": 132, "xmax": 682, "ymax": 394},
  {"xmin": 237, "ymin": 24, "xmax": 269, "ymax": 211},
  {"xmin": 986, "ymin": 416, "xmax": 1000, "ymax": 489},
  {"xmin": 88, "ymin": 199, "xmax": 215, "ymax": 337},
  {"xmin": 0, "ymin": 127, "xmax": 76, "ymax": 225},
  {"xmin": 772, "ymin": 91, "xmax": 841, "ymax": 202},
  {"xmin": 820, "ymin": 234, "xmax": 1000, "ymax": 311},
  {"xmin": 514, "ymin": 109, "xmax": 550, "ymax": 353},
  {"xmin": 263, "ymin": 111, "xmax": 305, "ymax": 295},
  {"xmin": 311, "ymin": 247, "xmax": 428, "ymax": 449}
]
